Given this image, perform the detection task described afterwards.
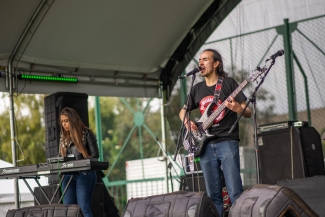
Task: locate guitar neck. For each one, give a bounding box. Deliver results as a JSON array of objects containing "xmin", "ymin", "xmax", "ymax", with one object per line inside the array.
[{"xmin": 202, "ymin": 79, "xmax": 249, "ymax": 130}]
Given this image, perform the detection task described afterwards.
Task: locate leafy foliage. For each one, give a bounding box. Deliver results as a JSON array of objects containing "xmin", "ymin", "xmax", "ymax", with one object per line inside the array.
[
  {"xmin": 0, "ymin": 94, "xmax": 46, "ymax": 165},
  {"xmin": 89, "ymin": 97, "xmax": 172, "ymax": 181}
]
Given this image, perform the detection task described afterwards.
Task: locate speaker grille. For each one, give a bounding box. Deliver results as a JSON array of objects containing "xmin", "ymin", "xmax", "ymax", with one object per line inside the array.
[
  {"xmin": 180, "ymin": 173, "xmax": 206, "ymax": 192},
  {"xmin": 257, "ymin": 127, "xmax": 305, "ymax": 184}
]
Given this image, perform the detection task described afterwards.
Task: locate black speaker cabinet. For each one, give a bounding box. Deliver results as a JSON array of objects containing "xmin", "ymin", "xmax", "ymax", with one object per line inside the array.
[
  {"xmin": 34, "ymin": 184, "xmax": 62, "ymax": 205},
  {"xmin": 34, "ymin": 183, "xmax": 116, "ymax": 217},
  {"xmin": 298, "ymin": 127, "xmax": 325, "ymax": 177},
  {"xmin": 44, "ymin": 92, "xmax": 89, "ymax": 159},
  {"xmin": 180, "ymin": 173, "xmax": 206, "ymax": 192},
  {"xmin": 257, "ymin": 126, "xmax": 324, "ymax": 185}
]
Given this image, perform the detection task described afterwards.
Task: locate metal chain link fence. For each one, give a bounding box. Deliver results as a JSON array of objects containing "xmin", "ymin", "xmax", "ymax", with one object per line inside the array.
[
  {"xmin": 94, "ymin": 17, "xmax": 325, "ymax": 215},
  {"xmin": 167, "ymin": 15, "xmax": 325, "ymax": 193}
]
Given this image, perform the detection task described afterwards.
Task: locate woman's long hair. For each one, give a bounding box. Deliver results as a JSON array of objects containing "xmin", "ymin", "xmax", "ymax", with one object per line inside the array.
[
  {"xmin": 203, "ymin": 48, "xmax": 228, "ymax": 77},
  {"xmin": 59, "ymin": 107, "xmax": 90, "ymax": 158}
]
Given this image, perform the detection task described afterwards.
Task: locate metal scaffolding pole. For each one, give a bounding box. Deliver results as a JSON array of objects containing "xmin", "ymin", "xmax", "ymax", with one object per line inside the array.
[
  {"xmin": 6, "ymin": 0, "xmax": 47, "ymax": 208},
  {"xmin": 160, "ymin": 84, "xmax": 169, "ymax": 193}
]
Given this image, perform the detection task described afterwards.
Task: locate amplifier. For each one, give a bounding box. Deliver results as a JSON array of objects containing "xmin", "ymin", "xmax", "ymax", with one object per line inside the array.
[{"xmin": 257, "ymin": 121, "xmax": 308, "ymax": 133}]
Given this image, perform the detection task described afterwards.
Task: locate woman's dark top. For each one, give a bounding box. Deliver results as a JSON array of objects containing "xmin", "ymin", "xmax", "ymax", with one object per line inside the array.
[{"xmin": 65, "ymin": 129, "xmax": 99, "ymax": 160}]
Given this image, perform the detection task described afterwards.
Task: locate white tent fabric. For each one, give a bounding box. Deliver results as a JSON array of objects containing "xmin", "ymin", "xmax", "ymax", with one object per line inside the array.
[
  {"xmin": 0, "ymin": 160, "xmax": 48, "ymax": 215},
  {"xmin": 0, "ymin": 0, "xmax": 240, "ymax": 210},
  {"xmin": 0, "ymin": 0, "xmax": 239, "ymax": 97}
]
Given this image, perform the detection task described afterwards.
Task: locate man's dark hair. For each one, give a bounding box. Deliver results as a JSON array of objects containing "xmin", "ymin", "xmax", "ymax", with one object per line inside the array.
[{"xmin": 203, "ymin": 48, "xmax": 228, "ymax": 77}]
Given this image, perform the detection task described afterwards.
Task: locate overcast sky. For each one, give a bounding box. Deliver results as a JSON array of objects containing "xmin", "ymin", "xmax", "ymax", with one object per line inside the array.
[{"xmin": 207, "ymin": 0, "xmax": 325, "ymax": 42}]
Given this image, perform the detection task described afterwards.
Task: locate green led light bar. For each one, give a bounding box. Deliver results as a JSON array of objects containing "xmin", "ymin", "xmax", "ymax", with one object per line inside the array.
[{"xmin": 19, "ymin": 74, "xmax": 78, "ymax": 83}]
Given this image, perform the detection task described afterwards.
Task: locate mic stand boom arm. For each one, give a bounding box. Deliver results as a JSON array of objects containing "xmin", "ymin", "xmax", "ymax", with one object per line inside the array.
[{"xmin": 228, "ymin": 59, "xmax": 276, "ymax": 184}]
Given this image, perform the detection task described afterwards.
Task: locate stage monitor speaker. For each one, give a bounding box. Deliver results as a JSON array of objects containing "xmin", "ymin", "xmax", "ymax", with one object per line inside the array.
[
  {"xmin": 44, "ymin": 92, "xmax": 89, "ymax": 159},
  {"xmin": 34, "ymin": 182, "xmax": 119, "ymax": 217},
  {"xmin": 276, "ymin": 176, "xmax": 325, "ymax": 216},
  {"xmin": 123, "ymin": 191, "xmax": 219, "ymax": 217},
  {"xmin": 257, "ymin": 126, "xmax": 324, "ymax": 185},
  {"xmin": 6, "ymin": 204, "xmax": 83, "ymax": 217},
  {"xmin": 228, "ymin": 184, "xmax": 318, "ymax": 217}
]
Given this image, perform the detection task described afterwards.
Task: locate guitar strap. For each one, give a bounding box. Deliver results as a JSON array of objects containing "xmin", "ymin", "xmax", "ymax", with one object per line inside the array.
[{"xmin": 213, "ymin": 76, "xmax": 224, "ymax": 104}]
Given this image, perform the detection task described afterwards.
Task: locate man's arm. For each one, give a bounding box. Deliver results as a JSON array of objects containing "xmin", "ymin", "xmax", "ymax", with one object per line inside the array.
[
  {"xmin": 179, "ymin": 107, "xmax": 198, "ymax": 131},
  {"xmin": 225, "ymin": 96, "xmax": 252, "ymax": 118},
  {"xmin": 239, "ymin": 101, "xmax": 252, "ymax": 118}
]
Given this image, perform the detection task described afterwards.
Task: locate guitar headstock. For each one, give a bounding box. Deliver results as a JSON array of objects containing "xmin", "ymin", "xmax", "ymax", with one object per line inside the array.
[{"xmin": 246, "ymin": 67, "xmax": 266, "ymax": 83}]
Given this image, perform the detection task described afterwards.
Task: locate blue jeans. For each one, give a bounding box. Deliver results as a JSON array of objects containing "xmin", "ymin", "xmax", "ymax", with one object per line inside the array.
[
  {"xmin": 200, "ymin": 140, "xmax": 243, "ymax": 216},
  {"xmin": 62, "ymin": 170, "xmax": 97, "ymax": 217}
]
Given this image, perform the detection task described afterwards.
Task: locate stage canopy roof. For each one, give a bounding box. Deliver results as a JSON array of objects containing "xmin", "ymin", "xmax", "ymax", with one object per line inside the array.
[{"xmin": 0, "ymin": 0, "xmax": 240, "ymax": 98}]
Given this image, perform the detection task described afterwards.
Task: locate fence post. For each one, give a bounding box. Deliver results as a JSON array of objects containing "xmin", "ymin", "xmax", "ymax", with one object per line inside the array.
[{"xmin": 283, "ymin": 18, "xmax": 298, "ymax": 120}]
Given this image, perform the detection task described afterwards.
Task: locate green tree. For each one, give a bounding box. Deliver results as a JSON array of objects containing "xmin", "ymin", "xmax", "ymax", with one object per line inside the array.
[
  {"xmin": 89, "ymin": 97, "xmax": 168, "ymax": 181},
  {"xmin": 0, "ymin": 94, "xmax": 46, "ymax": 165},
  {"xmin": 89, "ymin": 97, "xmax": 119, "ymax": 177}
]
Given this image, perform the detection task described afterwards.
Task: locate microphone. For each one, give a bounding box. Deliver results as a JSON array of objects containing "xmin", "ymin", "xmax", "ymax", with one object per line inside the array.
[
  {"xmin": 266, "ymin": 50, "xmax": 284, "ymax": 61},
  {"xmin": 178, "ymin": 66, "xmax": 202, "ymax": 79}
]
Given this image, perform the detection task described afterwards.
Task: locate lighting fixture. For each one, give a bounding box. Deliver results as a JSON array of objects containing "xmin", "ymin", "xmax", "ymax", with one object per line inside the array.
[{"xmin": 18, "ymin": 74, "xmax": 78, "ymax": 83}]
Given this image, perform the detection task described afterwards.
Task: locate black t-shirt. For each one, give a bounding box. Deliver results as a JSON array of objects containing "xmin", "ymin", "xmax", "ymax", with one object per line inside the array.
[{"xmin": 186, "ymin": 77, "xmax": 247, "ymax": 142}]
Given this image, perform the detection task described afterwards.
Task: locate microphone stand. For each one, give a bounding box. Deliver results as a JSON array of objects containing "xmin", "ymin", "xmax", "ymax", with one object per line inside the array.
[
  {"xmin": 228, "ymin": 59, "xmax": 276, "ymax": 184},
  {"xmin": 174, "ymin": 73, "xmax": 198, "ymax": 192}
]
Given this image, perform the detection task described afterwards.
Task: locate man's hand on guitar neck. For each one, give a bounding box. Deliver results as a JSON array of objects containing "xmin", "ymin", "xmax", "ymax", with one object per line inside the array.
[
  {"xmin": 225, "ymin": 96, "xmax": 242, "ymax": 113},
  {"xmin": 225, "ymin": 96, "xmax": 252, "ymax": 118}
]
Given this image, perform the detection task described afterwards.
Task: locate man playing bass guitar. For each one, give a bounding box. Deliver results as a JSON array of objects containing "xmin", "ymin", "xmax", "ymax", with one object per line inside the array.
[{"xmin": 179, "ymin": 48, "xmax": 252, "ymax": 217}]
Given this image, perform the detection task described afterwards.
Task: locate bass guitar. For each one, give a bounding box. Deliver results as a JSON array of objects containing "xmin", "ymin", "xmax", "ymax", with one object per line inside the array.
[{"xmin": 183, "ymin": 68, "xmax": 266, "ymax": 157}]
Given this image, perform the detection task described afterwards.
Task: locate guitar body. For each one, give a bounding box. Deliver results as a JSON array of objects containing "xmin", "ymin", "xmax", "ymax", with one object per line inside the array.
[
  {"xmin": 184, "ymin": 128, "xmax": 213, "ymax": 157},
  {"xmin": 197, "ymin": 101, "xmax": 225, "ymax": 127},
  {"xmin": 187, "ymin": 132, "xmax": 213, "ymax": 157},
  {"xmin": 184, "ymin": 102, "xmax": 223, "ymax": 157}
]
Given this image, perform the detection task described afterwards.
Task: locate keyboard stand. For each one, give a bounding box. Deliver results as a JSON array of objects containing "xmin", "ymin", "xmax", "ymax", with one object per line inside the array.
[{"xmin": 21, "ymin": 174, "xmax": 75, "ymax": 205}]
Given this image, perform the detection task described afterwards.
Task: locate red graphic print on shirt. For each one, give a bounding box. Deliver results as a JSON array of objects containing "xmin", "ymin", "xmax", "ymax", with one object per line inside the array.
[{"xmin": 199, "ymin": 96, "xmax": 226, "ymax": 124}]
